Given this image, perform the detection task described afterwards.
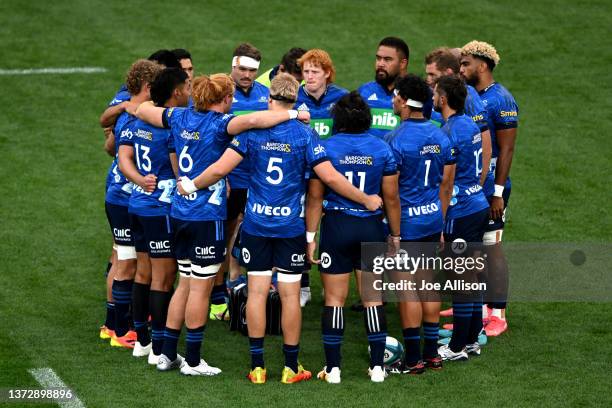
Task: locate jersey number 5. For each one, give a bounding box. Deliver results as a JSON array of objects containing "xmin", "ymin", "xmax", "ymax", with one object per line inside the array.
[{"xmin": 266, "ymin": 157, "xmax": 283, "ymax": 185}]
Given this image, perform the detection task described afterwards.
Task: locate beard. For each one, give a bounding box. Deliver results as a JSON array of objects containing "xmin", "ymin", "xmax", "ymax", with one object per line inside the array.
[
  {"xmin": 375, "ymin": 69, "xmax": 397, "ymax": 88},
  {"xmin": 433, "ymin": 101, "xmax": 442, "ymax": 113},
  {"xmin": 462, "ymin": 72, "xmax": 478, "ymax": 87}
]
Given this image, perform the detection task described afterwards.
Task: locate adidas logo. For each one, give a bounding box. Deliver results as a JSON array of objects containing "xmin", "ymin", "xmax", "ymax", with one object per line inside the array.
[
  {"xmin": 258, "ymin": 96, "xmax": 268, "ymax": 103},
  {"xmin": 297, "ymin": 103, "xmax": 309, "ymax": 111},
  {"xmin": 367, "ymin": 93, "xmax": 378, "ymax": 101},
  {"xmin": 232, "ymin": 97, "xmax": 238, "ymax": 103}
]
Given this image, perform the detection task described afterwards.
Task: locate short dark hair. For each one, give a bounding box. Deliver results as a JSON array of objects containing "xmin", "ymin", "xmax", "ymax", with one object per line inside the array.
[
  {"xmin": 474, "ymin": 55, "xmax": 496, "ymax": 71},
  {"xmin": 425, "ymin": 47, "xmax": 460, "ymax": 73},
  {"xmin": 150, "ymin": 68, "xmax": 188, "ymax": 107},
  {"xmin": 233, "ymin": 43, "xmax": 261, "ymax": 61},
  {"xmin": 435, "ymin": 75, "xmax": 467, "ymax": 112},
  {"xmin": 148, "ymin": 49, "xmax": 181, "ymax": 69},
  {"xmin": 378, "ymin": 37, "xmax": 410, "ymax": 60},
  {"xmin": 332, "ymin": 91, "xmax": 372, "ymax": 134},
  {"xmin": 171, "ymin": 48, "xmax": 192, "ymax": 61},
  {"xmin": 280, "ymin": 47, "xmax": 306, "ymax": 75},
  {"xmin": 394, "ymin": 74, "xmax": 429, "ymax": 111}
]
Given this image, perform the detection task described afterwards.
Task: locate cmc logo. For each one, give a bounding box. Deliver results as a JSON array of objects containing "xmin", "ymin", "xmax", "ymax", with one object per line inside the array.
[
  {"xmin": 242, "ymin": 248, "xmax": 251, "ymax": 264},
  {"xmin": 149, "ymin": 241, "xmax": 170, "ymax": 250},
  {"xmin": 320, "ymin": 252, "xmax": 332, "ymax": 268},
  {"xmin": 291, "ymin": 253, "xmax": 305, "ymax": 263},
  {"xmin": 113, "ymin": 228, "xmax": 131, "ymax": 238},
  {"xmin": 195, "ymin": 246, "xmax": 215, "ymax": 256}
]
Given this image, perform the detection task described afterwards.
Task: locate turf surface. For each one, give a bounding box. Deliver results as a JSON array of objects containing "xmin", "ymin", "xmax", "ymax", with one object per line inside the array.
[{"xmin": 1, "ymin": 0, "xmax": 611, "ymax": 406}]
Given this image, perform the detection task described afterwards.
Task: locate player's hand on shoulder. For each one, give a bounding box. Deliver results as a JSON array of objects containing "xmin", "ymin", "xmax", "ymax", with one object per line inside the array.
[
  {"xmin": 143, "ymin": 174, "xmax": 157, "ymax": 193},
  {"xmin": 364, "ymin": 194, "xmax": 383, "ymax": 212},
  {"xmin": 297, "ymin": 110, "xmax": 310, "ymax": 124}
]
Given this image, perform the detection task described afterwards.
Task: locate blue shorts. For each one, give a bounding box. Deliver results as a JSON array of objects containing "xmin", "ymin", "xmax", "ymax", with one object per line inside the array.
[
  {"xmin": 105, "ymin": 202, "xmax": 133, "ymax": 246},
  {"xmin": 318, "ymin": 211, "xmax": 385, "ymax": 274},
  {"xmin": 443, "ymin": 208, "xmax": 489, "ymax": 243},
  {"xmin": 171, "ymin": 218, "xmax": 226, "ymax": 268},
  {"xmin": 130, "ymin": 214, "xmax": 174, "ymax": 258},
  {"xmin": 486, "ymin": 187, "xmax": 511, "ymax": 231},
  {"xmin": 239, "ymin": 230, "xmax": 306, "ymax": 273}
]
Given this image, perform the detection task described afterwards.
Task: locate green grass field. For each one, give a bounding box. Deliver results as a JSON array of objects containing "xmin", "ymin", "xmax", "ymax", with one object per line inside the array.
[{"xmin": 1, "ymin": 0, "xmax": 611, "ymax": 406}]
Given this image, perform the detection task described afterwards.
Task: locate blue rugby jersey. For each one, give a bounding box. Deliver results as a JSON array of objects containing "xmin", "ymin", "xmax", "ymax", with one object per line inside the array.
[
  {"xmin": 319, "ymin": 132, "xmax": 396, "ymax": 217},
  {"xmin": 387, "ymin": 118, "xmax": 455, "ymax": 240},
  {"xmin": 430, "ymin": 85, "xmax": 489, "ymax": 132},
  {"xmin": 107, "ymin": 84, "xmax": 130, "ymax": 107},
  {"xmin": 162, "ymin": 107, "xmax": 234, "ymax": 221},
  {"xmin": 295, "ymin": 84, "xmax": 348, "ymax": 139},
  {"xmin": 479, "ymin": 82, "xmax": 519, "ymax": 196},
  {"xmin": 118, "ymin": 118, "xmax": 176, "ymax": 217},
  {"xmin": 105, "ymin": 112, "xmax": 135, "ymax": 206},
  {"xmin": 359, "ymin": 80, "xmax": 433, "ymax": 138},
  {"xmin": 442, "ymin": 114, "xmax": 489, "ymax": 220},
  {"xmin": 227, "ymin": 82, "xmax": 270, "ymax": 189},
  {"xmin": 228, "ymin": 121, "xmax": 329, "ymax": 238}
]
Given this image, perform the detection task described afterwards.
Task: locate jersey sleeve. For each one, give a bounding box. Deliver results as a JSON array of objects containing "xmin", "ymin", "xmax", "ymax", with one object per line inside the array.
[
  {"xmin": 117, "ymin": 124, "xmax": 134, "ymax": 146},
  {"xmin": 228, "ymin": 132, "xmax": 248, "ymax": 157},
  {"xmin": 107, "ymin": 89, "xmax": 130, "ymax": 107},
  {"xmin": 305, "ymin": 129, "xmax": 329, "ymax": 168},
  {"xmin": 493, "ymin": 95, "xmax": 519, "ymax": 130},
  {"xmin": 162, "ymin": 107, "xmax": 185, "ymax": 129},
  {"xmin": 215, "ymin": 113, "xmax": 236, "ymax": 141},
  {"xmin": 382, "ymin": 144, "xmax": 398, "ymax": 176},
  {"xmin": 443, "ymin": 136, "xmax": 457, "ymax": 165},
  {"xmin": 389, "ymin": 138, "xmax": 403, "ymax": 168}
]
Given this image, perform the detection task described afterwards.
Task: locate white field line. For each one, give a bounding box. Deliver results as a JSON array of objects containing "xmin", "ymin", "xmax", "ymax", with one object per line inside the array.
[
  {"xmin": 28, "ymin": 368, "xmax": 85, "ymax": 408},
  {"xmin": 0, "ymin": 67, "xmax": 107, "ymax": 75}
]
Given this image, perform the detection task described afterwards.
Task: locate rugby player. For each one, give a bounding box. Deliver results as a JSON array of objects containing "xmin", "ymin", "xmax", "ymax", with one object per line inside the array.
[
  {"xmin": 425, "ymin": 47, "xmax": 491, "ymax": 187},
  {"xmin": 106, "ymin": 59, "xmax": 163, "ymax": 349},
  {"xmin": 460, "ymin": 41, "xmax": 518, "ymax": 336},
  {"xmin": 135, "ymin": 73, "xmax": 310, "ymax": 376},
  {"xmin": 256, "ymin": 47, "xmax": 306, "ymax": 86},
  {"xmin": 294, "ymin": 49, "xmax": 349, "ymax": 306},
  {"xmin": 305, "ymin": 91, "xmax": 400, "ymax": 383},
  {"xmin": 172, "ymin": 49, "xmax": 194, "ymax": 81},
  {"xmin": 358, "ymin": 37, "xmax": 410, "ymax": 139},
  {"xmin": 177, "ymin": 74, "xmax": 382, "ymax": 384},
  {"xmin": 424, "ymin": 47, "xmax": 494, "ymax": 321},
  {"xmin": 432, "ymin": 75, "xmax": 490, "ymax": 361},
  {"xmin": 386, "ymin": 74, "xmax": 455, "ymax": 372},
  {"xmin": 216, "ymin": 43, "xmax": 271, "ymax": 320},
  {"xmin": 118, "ymin": 67, "xmax": 190, "ymax": 363},
  {"xmin": 99, "ymin": 50, "xmax": 180, "ymax": 129}
]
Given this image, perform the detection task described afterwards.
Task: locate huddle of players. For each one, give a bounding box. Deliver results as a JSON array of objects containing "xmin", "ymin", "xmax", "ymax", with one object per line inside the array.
[{"xmin": 99, "ymin": 37, "xmax": 518, "ymax": 384}]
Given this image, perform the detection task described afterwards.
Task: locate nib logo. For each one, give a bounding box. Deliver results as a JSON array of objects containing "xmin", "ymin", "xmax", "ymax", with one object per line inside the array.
[
  {"xmin": 313, "ymin": 121, "xmax": 330, "ymax": 137},
  {"xmin": 367, "ymin": 93, "xmax": 378, "ymax": 101}
]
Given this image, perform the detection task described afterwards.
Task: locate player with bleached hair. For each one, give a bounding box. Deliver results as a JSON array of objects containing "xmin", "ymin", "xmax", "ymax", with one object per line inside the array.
[
  {"xmin": 460, "ymin": 41, "xmax": 518, "ymax": 336},
  {"xmin": 177, "ymin": 73, "xmax": 382, "ymax": 384},
  {"xmin": 135, "ymin": 73, "xmax": 310, "ymax": 376}
]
